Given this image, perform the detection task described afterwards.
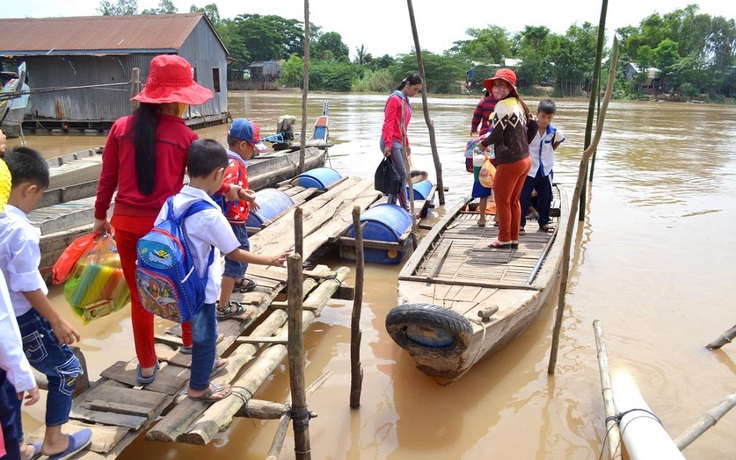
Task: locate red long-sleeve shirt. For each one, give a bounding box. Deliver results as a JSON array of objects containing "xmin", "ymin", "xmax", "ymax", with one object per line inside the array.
[
  {"xmin": 94, "ymin": 113, "xmax": 198, "ymax": 220},
  {"xmin": 381, "ymin": 91, "xmax": 411, "ymax": 149}
]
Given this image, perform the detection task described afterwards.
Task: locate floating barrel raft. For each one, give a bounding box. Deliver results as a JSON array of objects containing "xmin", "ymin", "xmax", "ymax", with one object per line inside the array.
[
  {"xmin": 246, "ymin": 188, "xmax": 295, "ymax": 229},
  {"xmin": 340, "ymin": 203, "xmax": 413, "ymax": 265},
  {"xmin": 290, "ymin": 167, "xmax": 342, "ymax": 191},
  {"xmin": 407, "ymin": 179, "xmax": 434, "ymax": 218}
]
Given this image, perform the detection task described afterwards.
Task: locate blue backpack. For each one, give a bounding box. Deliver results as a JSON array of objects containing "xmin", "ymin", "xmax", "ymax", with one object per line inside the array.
[{"xmin": 135, "ymin": 197, "xmax": 215, "ymax": 323}]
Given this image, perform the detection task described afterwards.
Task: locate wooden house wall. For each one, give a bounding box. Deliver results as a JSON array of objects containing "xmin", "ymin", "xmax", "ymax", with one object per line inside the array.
[{"xmin": 178, "ymin": 18, "xmax": 228, "ymax": 117}]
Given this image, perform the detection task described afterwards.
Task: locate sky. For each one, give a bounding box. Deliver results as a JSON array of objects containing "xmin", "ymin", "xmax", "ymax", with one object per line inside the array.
[{"xmin": 2, "ymin": 0, "xmax": 736, "ymax": 59}]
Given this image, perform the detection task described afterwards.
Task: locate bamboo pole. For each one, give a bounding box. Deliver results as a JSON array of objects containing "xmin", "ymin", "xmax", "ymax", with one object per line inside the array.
[
  {"xmin": 593, "ymin": 320, "xmax": 623, "ymax": 460},
  {"xmin": 548, "ymin": 37, "xmax": 619, "ymax": 374},
  {"xmin": 706, "ymin": 324, "xmax": 736, "ymax": 350},
  {"xmin": 400, "ymin": 93, "xmax": 419, "ymax": 250},
  {"xmin": 579, "ymin": 0, "xmax": 609, "ymax": 220},
  {"xmin": 589, "ymin": 72, "xmax": 603, "ymax": 182},
  {"xmin": 406, "ymin": 0, "xmax": 445, "ymax": 205},
  {"xmin": 295, "ymin": 207, "xmax": 304, "ymax": 261},
  {"xmin": 287, "ymin": 254, "xmax": 311, "ymax": 459},
  {"xmin": 350, "ymin": 206, "xmax": 364, "ymax": 408},
  {"xmin": 299, "ymin": 0, "xmax": 310, "ymax": 174},
  {"xmin": 674, "ymin": 390, "xmax": 736, "ymax": 451},
  {"xmin": 266, "ymin": 371, "xmax": 333, "ymax": 460}
]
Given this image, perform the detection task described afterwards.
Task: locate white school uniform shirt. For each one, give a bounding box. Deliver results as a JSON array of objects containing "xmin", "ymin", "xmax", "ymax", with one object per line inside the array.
[
  {"xmin": 0, "ymin": 204, "xmax": 47, "ymax": 317},
  {"xmin": 154, "ymin": 186, "xmax": 240, "ymax": 304},
  {"xmin": 0, "ymin": 270, "xmax": 36, "ymax": 392},
  {"xmin": 528, "ymin": 124, "xmax": 565, "ymax": 177}
]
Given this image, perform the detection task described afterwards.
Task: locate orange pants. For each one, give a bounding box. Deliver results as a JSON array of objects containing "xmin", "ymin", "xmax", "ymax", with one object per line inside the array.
[
  {"xmin": 113, "ymin": 215, "xmax": 192, "ymax": 368},
  {"xmin": 492, "ymin": 156, "xmax": 531, "ymax": 243}
]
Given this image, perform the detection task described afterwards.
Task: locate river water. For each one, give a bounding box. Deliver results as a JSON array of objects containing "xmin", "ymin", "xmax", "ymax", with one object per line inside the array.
[{"xmin": 9, "ymin": 93, "xmax": 735, "ymax": 459}]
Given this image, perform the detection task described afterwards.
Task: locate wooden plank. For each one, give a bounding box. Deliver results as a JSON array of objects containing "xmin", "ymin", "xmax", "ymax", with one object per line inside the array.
[
  {"xmin": 427, "ymin": 240, "xmax": 453, "ymax": 279},
  {"xmin": 100, "ymin": 361, "xmax": 189, "ymax": 395},
  {"xmin": 70, "ymin": 404, "xmax": 148, "ymax": 430},
  {"xmin": 400, "ymin": 275, "xmax": 542, "ymax": 291},
  {"xmin": 27, "ymin": 420, "xmax": 128, "ymax": 455},
  {"xmin": 81, "ymin": 382, "xmax": 167, "ymax": 409},
  {"xmin": 234, "ymin": 336, "xmax": 289, "ymax": 345},
  {"xmin": 85, "ymin": 400, "xmax": 153, "ymax": 418},
  {"xmin": 338, "ymin": 236, "xmax": 404, "ymax": 251}
]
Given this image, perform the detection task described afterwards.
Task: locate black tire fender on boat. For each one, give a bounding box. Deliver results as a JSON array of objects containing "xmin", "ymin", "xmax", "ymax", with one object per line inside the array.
[{"xmin": 385, "ymin": 303, "xmax": 473, "ymax": 353}]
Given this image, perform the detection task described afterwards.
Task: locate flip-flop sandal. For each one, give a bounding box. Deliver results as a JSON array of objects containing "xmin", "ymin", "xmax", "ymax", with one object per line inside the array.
[
  {"xmin": 477, "ymin": 220, "xmax": 486, "ymax": 227},
  {"xmin": 487, "ymin": 240, "xmax": 512, "ymax": 249},
  {"xmin": 539, "ymin": 224, "xmax": 555, "ymax": 234},
  {"xmin": 212, "ymin": 357, "xmax": 228, "ymax": 372},
  {"xmin": 27, "ymin": 441, "xmax": 43, "ymax": 460},
  {"xmin": 47, "ymin": 428, "xmax": 93, "ymax": 460},
  {"xmin": 188, "ymin": 384, "xmax": 232, "ymax": 402},
  {"xmin": 136, "ymin": 362, "xmax": 159, "ymax": 385},
  {"xmin": 519, "ymin": 227, "xmax": 526, "ymax": 235},
  {"xmin": 216, "ymin": 301, "xmax": 246, "ymax": 320},
  {"xmin": 233, "ymin": 277, "xmax": 257, "ymax": 293},
  {"xmin": 180, "ymin": 345, "xmax": 192, "ymax": 355}
]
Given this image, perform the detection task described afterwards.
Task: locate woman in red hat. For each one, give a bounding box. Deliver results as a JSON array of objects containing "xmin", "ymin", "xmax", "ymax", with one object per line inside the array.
[
  {"xmin": 92, "ymin": 55, "xmax": 219, "ymax": 383},
  {"xmin": 477, "ymin": 68, "xmax": 538, "ymax": 248}
]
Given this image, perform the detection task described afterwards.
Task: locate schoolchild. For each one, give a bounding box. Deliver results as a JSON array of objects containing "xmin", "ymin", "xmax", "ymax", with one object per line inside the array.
[
  {"xmin": 0, "ymin": 147, "xmax": 92, "ymax": 460},
  {"xmin": 215, "ymin": 119, "xmax": 267, "ymax": 320},
  {"xmin": 519, "ymin": 99, "xmax": 565, "ymax": 234},
  {"xmin": 158, "ymin": 139, "xmax": 289, "ymax": 402},
  {"xmin": 470, "ymin": 85, "xmax": 499, "ymax": 137}
]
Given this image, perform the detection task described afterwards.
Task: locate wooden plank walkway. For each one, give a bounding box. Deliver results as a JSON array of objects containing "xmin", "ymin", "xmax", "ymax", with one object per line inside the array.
[{"xmin": 27, "ymin": 176, "xmax": 382, "ymax": 458}]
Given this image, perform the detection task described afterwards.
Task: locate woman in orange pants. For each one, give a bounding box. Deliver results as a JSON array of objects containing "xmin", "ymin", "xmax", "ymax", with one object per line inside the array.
[{"xmin": 478, "ymin": 68, "xmax": 537, "ymax": 248}]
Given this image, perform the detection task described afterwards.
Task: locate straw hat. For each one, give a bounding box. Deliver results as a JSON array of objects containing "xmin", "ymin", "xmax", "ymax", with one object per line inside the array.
[
  {"xmin": 0, "ymin": 158, "xmax": 10, "ymax": 214},
  {"xmin": 132, "ymin": 55, "xmax": 213, "ymax": 105},
  {"xmin": 483, "ymin": 68, "xmax": 518, "ymax": 95}
]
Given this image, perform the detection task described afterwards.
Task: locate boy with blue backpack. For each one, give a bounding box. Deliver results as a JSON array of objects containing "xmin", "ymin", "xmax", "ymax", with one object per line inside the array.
[
  {"xmin": 142, "ymin": 139, "xmax": 289, "ymax": 402},
  {"xmin": 214, "ymin": 118, "xmax": 267, "ymax": 320}
]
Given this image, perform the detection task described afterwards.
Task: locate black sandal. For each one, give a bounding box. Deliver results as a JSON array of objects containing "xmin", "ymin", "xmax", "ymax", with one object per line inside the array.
[
  {"xmin": 232, "ymin": 277, "xmax": 257, "ymax": 293},
  {"xmin": 216, "ymin": 301, "xmax": 246, "ymax": 319}
]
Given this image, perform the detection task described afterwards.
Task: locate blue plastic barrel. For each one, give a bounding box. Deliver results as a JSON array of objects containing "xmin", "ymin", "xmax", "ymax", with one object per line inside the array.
[
  {"xmin": 245, "ymin": 188, "xmax": 294, "ymax": 227},
  {"xmin": 290, "ymin": 167, "xmax": 341, "ymax": 191},
  {"xmin": 407, "ymin": 179, "xmax": 433, "ymax": 200},
  {"xmin": 345, "ymin": 204, "xmax": 412, "ymax": 264}
]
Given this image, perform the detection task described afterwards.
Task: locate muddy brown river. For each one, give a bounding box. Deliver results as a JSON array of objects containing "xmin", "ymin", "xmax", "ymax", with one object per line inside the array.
[{"xmin": 8, "ymin": 92, "xmax": 735, "ymax": 459}]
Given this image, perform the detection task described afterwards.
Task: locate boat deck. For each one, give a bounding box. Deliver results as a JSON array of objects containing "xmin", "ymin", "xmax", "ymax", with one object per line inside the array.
[{"xmin": 409, "ymin": 187, "xmax": 561, "ymax": 288}]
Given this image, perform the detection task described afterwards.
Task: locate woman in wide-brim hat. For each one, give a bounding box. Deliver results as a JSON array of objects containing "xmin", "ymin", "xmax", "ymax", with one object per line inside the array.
[
  {"xmin": 477, "ymin": 68, "xmax": 538, "ymax": 249},
  {"xmin": 92, "ymin": 54, "xmax": 216, "ymax": 384}
]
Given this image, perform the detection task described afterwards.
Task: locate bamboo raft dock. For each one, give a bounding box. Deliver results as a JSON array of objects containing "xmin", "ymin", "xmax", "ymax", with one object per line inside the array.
[{"xmin": 26, "ymin": 175, "xmax": 394, "ymax": 458}]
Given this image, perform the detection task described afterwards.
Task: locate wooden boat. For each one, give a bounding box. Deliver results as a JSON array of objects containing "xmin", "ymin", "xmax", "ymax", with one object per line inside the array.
[
  {"xmin": 0, "ymin": 62, "xmax": 29, "ymax": 138},
  {"xmin": 385, "ymin": 184, "xmax": 569, "ymax": 381}
]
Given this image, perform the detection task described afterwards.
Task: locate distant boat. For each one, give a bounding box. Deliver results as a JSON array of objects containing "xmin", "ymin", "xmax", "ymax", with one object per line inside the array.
[
  {"xmin": 386, "ymin": 184, "xmax": 569, "ymax": 382},
  {"xmin": 262, "ymin": 100, "xmax": 333, "ymax": 152},
  {"xmin": 0, "ymin": 62, "xmax": 30, "ymax": 138}
]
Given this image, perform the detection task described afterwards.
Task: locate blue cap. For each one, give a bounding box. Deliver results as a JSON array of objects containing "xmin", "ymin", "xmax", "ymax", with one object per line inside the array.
[{"xmin": 228, "ymin": 118, "xmax": 268, "ymax": 152}]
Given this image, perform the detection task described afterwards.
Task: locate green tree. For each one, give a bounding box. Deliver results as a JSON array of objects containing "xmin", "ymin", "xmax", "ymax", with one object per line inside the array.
[
  {"xmin": 393, "ymin": 52, "xmax": 466, "ymax": 94},
  {"xmin": 190, "ymin": 3, "xmax": 221, "ymax": 26},
  {"xmin": 453, "ymin": 25, "xmax": 512, "ymax": 64},
  {"xmin": 313, "ymin": 32, "xmax": 350, "ymax": 62},
  {"xmin": 549, "ymin": 22, "xmax": 599, "ymax": 96},
  {"xmin": 141, "ymin": 0, "xmax": 176, "ymax": 14},
  {"xmin": 280, "ymin": 54, "xmax": 304, "ymax": 88},
  {"xmin": 98, "ymin": 0, "xmax": 137, "ymax": 15},
  {"xmin": 515, "ymin": 26, "xmax": 556, "ymax": 88},
  {"xmin": 374, "ymin": 54, "xmax": 395, "ymax": 69}
]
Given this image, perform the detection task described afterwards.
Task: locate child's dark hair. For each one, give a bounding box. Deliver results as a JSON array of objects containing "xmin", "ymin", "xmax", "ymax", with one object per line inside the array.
[
  {"xmin": 396, "ymin": 74, "xmax": 423, "ymax": 91},
  {"xmin": 538, "ymin": 99, "xmax": 556, "ymax": 115},
  {"xmin": 187, "ymin": 139, "xmax": 228, "ymax": 178},
  {"xmin": 4, "ymin": 146, "xmax": 50, "ymax": 189}
]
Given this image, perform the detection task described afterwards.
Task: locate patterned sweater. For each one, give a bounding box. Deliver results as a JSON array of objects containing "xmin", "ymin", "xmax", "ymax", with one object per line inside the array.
[{"xmin": 480, "ymin": 97, "xmax": 538, "ymax": 166}]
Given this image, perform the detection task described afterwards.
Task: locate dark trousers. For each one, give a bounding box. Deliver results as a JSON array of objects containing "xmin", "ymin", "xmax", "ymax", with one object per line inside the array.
[
  {"xmin": 0, "ymin": 369, "xmax": 21, "ymax": 460},
  {"xmin": 520, "ymin": 169, "xmax": 553, "ymax": 228}
]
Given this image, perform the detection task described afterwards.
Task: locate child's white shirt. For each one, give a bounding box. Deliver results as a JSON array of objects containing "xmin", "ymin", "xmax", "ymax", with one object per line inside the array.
[
  {"xmin": 155, "ymin": 186, "xmax": 240, "ymax": 304},
  {"xmin": 528, "ymin": 125, "xmax": 565, "ymax": 177},
  {"xmin": 0, "ymin": 204, "xmax": 47, "ymax": 317},
  {"xmin": 0, "ymin": 269, "xmax": 36, "ymax": 392}
]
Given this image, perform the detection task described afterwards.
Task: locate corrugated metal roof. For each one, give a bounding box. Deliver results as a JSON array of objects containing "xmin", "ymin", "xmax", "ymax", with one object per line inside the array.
[{"xmin": 0, "ymin": 13, "xmax": 223, "ymax": 56}]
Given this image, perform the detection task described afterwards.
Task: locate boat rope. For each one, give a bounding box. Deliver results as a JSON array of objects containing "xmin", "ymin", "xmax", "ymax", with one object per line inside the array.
[
  {"xmin": 230, "ymin": 385, "xmax": 257, "ymax": 427},
  {"xmin": 290, "ymin": 406, "xmax": 313, "ymax": 433}
]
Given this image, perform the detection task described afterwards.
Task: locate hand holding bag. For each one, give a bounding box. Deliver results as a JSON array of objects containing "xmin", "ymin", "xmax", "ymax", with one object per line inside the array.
[{"xmin": 374, "ymin": 157, "xmax": 402, "ymax": 195}]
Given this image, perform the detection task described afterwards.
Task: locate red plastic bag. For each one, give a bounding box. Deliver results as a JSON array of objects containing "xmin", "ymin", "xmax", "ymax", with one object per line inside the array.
[{"xmin": 52, "ymin": 233, "xmax": 101, "ymax": 285}]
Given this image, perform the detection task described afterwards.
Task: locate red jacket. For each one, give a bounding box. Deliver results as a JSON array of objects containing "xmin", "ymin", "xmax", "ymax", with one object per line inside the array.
[
  {"xmin": 94, "ymin": 113, "xmax": 198, "ymax": 220},
  {"xmin": 381, "ymin": 91, "xmax": 412, "ymax": 149}
]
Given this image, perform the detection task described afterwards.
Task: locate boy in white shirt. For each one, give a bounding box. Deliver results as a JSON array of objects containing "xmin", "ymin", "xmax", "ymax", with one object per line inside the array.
[
  {"xmin": 520, "ymin": 99, "xmax": 565, "ymax": 234},
  {"xmin": 156, "ymin": 139, "xmax": 289, "ymax": 402},
  {"xmin": 0, "ymin": 147, "xmax": 92, "ymax": 460}
]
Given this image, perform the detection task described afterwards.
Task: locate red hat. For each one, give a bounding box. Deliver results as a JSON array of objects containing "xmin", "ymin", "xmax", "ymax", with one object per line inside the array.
[
  {"xmin": 483, "ymin": 68, "xmax": 518, "ymax": 94},
  {"xmin": 132, "ymin": 55, "xmax": 213, "ymax": 105}
]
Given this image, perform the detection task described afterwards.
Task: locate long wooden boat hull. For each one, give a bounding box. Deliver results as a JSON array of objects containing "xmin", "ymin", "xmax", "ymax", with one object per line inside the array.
[{"xmin": 386, "ymin": 184, "xmax": 569, "ymax": 381}]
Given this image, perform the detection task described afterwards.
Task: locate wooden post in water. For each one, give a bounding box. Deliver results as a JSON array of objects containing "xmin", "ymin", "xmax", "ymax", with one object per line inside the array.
[
  {"xmin": 299, "ymin": 0, "xmax": 311, "ymax": 174},
  {"xmin": 593, "ymin": 320, "xmax": 623, "ymax": 460},
  {"xmin": 130, "ymin": 67, "xmax": 140, "ymax": 112},
  {"xmin": 674, "ymin": 390, "xmax": 736, "ymax": 451},
  {"xmin": 294, "ymin": 207, "xmax": 303, "ymax": 261},
  {"xmin": 706, "ymin": 324, "xmax": 736, "ymax": 349},
  {"xmin": 406, "ymin": 0, "xmax": 445, "ymax": 205},
  {"xmin": 287, "ymin": 254, "xmax": 311, "ymax": 459},
  {"xmin": 350, "ymin": 206, "xmax": 364, "ymax": 408},
  {"xmin": 579, "ymin": 0, "xmax": 609, "ymax": 221},
  {"xmin": 548, "ymin": 38, "xmax": 619, "ymax": 374}
]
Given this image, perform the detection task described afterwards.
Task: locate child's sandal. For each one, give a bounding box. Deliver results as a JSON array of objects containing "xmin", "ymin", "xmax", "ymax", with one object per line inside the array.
[{"xmin": 216, "ymin": 301, "xmax": 246, "ymax": 319}]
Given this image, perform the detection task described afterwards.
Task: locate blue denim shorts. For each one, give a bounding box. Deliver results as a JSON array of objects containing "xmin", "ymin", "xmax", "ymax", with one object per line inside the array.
[
  {"xmin": 16, "ymin": 309, "xmax": 83, "ymax": 427},
  {"xmin": 223, "ymin": 224, "xmax": 250, "ymax": 279}
]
